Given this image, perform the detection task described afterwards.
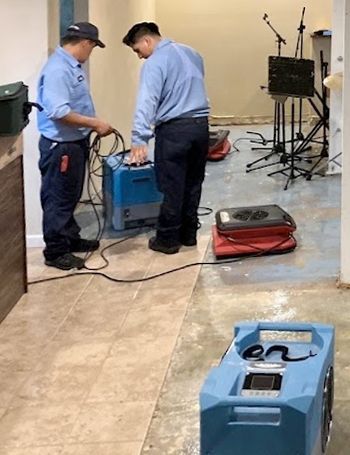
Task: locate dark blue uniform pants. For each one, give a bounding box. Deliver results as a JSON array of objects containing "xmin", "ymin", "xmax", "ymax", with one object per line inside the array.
[
  {"xmin": 154, "ymin": 117, "xmax": 209, "ymax": 245},
  {"xmin": 39, "ymin": 136, "xmax": 89, "ymax": 260}
]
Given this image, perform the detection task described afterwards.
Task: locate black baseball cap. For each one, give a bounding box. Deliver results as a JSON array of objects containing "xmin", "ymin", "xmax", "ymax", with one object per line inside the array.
[{"xmin": 63, "ymin": 22, "xmax": 105, "ymax": 48}]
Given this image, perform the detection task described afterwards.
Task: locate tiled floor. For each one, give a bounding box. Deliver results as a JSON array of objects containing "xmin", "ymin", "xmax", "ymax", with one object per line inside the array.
[
  {"xmin": 0, "ymin": 124, "xmax": 348, "ymax": 454},
  {"xmin": 0, "ymin": 234, "xmax": 209, "ymax": 454}
]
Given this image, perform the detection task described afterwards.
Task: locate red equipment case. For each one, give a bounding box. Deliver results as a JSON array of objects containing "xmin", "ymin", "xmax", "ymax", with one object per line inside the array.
[
  {"xmin": 212, "ymin": 204, "xmax": 297, "ymax": 258},
  {"xmin": 208, "ymin": 129, "xmax": 231, "ymax": 161}
]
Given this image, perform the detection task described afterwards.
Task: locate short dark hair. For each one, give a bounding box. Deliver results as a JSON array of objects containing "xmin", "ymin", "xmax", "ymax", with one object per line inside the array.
[
  {"xmin": 61, "ymin": 36, "xmax": 86, "ymax": 46},
  {"xmin": 122, "ymin": 22, "xmax": 161, "ymax": 46}
]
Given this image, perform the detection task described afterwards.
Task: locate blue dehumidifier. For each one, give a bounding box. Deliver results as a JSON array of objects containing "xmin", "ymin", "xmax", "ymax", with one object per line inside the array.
[
  {"xmin": 200, "ymin": 322, "xmax": 334, "ymax": 455},
  {"xmin": 103, "ymin": 156, "xmax": 163, "ymax": 230}
]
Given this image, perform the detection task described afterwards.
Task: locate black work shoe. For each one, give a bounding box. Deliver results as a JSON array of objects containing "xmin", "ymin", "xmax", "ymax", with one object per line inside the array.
[
  {"xmin": 148, "ymin": 236, "xmax": 180, "ymax": 255},
  {"xmin": 70, "ymin": 239, "xmax": 100, "ymax": 253},
  {"xmin": 45, "ymin": 253, "xmax": 85, "ymax": 270},
  {"xmin": 181, "ymin": 236, "xmax": 197, "ymax": 247}
]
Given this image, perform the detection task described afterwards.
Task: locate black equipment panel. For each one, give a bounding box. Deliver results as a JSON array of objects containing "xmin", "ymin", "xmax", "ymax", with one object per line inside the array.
[
  {"xmin": 268, "ymin": 56, "xmax": 315, "ymax": 98},
  {"xmin": 215, "ymin": 204, "xmax": 296, "ymax": 231},
  {"xmin": 243, "ymin": 373, "xmax": 283, "ymax": 391}
]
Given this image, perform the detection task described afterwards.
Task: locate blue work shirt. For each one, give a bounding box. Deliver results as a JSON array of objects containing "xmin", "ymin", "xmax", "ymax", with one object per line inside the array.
[
  {"xmin": 37, "ymin": 46, "xmax": 95, "ymax": 142},
  {"xmin": 132, "ymin": 39, "xmax": 210, "ymax": 145}
]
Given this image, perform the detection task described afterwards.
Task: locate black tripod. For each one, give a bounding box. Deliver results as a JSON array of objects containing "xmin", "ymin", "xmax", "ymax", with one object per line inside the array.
[
  {"xmin": 266, "ymin": 7, "xmax": 329, "ymax": 189},
  {"xmin": 246, "ymin": 13, "xmax": 287, "ymax": 172},
  {"xmin": 304, "ymin": 51, "xmax": 329, "ymax": 180},
  {"xmin": 269, "ymin": 52, "xmax": 329, "ymax": 188}
]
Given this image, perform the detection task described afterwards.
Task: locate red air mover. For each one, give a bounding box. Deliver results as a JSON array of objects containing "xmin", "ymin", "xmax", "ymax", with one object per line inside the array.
[
  {"xmin": 212, "ymin": 204, "xmax": 297, "ymax": 258},
  {"xmin": 208, "ymin": 129, "xmax": 231, "ymax": 161}
]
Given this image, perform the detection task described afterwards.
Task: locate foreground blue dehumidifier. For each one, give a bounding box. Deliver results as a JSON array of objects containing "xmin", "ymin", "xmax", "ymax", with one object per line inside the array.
[
  {"xmin": 200, "ymin": 321, "xmax": 334, "ymax": 455},
  {"xmin": 103, "ymin": 156, "xmax": 163, "ymax": 230}
]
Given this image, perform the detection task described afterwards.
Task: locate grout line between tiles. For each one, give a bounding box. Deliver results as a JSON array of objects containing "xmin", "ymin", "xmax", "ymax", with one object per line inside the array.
[
  {"xmin": 138, "ymin": 237, "xmax": 210, "ymax": 455},
  {"xmin": 5, "ymin": 275, "xmax": 95, "ymax": 411}
]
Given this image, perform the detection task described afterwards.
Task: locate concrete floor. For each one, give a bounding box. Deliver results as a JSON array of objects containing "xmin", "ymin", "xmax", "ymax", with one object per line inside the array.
[
  {"xmin": 0, "ymin": 125, "xmax": 348, "ymax": 454},
  {"xmin": 142, "ymin": 126, "xmax": 347, "ymax": 454}
]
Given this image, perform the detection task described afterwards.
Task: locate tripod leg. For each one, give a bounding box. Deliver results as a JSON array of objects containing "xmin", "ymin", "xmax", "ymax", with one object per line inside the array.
[
  {"xmin": 290, "ymin": 99, "xmax": 295, "ymax": 180},
  {"xmin": 246, "ymin": 150, "xmax": 276, "ymax": 168},
  {"xmin": 282, "ymin": 103, "xmax": 286, "ymax": 153}
]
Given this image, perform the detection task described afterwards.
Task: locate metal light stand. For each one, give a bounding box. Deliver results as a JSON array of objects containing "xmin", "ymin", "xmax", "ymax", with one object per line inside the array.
[
  {"xmin": 295, "ymin": 7, "xmax": 306, "ymax": 141},
  {"xmin": 266, "ymin": 7, "xmax": 324, "ymax": 189},
  {"xmin": 246, "ymin": 13, "xmax": 288, "ymax": 172}
]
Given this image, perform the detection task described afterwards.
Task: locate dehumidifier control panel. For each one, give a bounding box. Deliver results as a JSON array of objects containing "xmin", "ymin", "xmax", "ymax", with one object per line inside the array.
[{"xmin": 241, "ymin": 363, "xmax": 284, "ymax": 397}]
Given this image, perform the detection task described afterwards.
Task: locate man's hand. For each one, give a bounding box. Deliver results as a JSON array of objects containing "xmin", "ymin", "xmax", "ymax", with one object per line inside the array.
[
  {"xmin": 93, "ymin": 119, "xmax": 114, "ymax": 137},
  {"xmin": 129, "ymin": 144, "xmax": 148, "ymax": 165},
  {"xmin": 60, "ymin": 113, "xmax": 114, "ymax": 137}
]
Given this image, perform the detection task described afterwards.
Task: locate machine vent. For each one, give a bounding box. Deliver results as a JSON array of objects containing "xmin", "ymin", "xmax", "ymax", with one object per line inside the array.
[{"xmin": 232, "ymin": 209, "xmax": 269, "ymax": 222}]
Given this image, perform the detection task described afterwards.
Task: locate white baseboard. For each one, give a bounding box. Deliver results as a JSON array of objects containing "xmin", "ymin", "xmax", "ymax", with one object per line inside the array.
[{"xmin": 26, "ymin": 235, "xmax": 44, "ymax": 248}]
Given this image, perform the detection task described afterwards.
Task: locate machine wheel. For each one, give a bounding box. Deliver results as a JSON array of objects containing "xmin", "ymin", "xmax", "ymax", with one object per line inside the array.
[{"xmin": 321, "ymin": 366, "xmax": 334, "ymax": 453}]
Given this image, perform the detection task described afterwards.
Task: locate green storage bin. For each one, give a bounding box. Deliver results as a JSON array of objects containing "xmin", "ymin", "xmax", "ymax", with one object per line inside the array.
[{"xmin": 0, "ymin": 81, "xmax": 29, "ymax": 136}]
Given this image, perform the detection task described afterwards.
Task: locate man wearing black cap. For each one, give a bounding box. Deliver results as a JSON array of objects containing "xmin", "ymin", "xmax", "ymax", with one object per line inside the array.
[{"xmin": 37, "ymin": 22, "xmax": 113, "ymax": 270}]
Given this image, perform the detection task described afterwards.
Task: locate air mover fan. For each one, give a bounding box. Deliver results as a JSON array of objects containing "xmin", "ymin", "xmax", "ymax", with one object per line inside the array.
[{"xmin": 212, "ymin": 204, "xmax": 297, "ymax": 258}]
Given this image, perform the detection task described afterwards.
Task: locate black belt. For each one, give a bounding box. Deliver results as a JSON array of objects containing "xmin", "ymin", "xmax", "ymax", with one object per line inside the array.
[
  {"xmin": 159, "ymin": 116, "xmax": 208, "ymax": 127},
  {"xmin": 41, "ymin": 135, "xmax": 89, "ymax": 145}
]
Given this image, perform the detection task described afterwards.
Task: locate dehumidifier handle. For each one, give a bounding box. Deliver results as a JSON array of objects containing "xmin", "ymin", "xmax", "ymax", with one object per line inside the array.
[
  {"xmin": 217, "ymin": 395, "xmax": 285, "ymax": 409},
  {"xmin": 258, "ymin": 322, "xmax": 314, "ymax": 332},
  {"xmin": 131, "ymin": 177, "xmax": 152, "ymax": 183}
]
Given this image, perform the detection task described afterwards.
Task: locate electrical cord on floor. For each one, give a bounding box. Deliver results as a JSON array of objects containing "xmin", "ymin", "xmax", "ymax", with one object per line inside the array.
[
  {"xmin": 198, "ymin": 207, "xmax": 213, "ymax": 216},
  {"xmin": 83, "ymin": 232, "xmax": 141, "ymax": 271},
  {"xmin": 28, "ymin": 235, "xmax": 295, "ymax": 285},
  {"xmin": 28, "ymin": 130, "xmax": 293, "ymax": 286},
  {"xmin": 232, "ymin": 137, "xmax": 256, "ymax": 153}
]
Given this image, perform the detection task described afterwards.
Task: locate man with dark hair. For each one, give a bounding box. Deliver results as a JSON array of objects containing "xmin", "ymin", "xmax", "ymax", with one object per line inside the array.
[
  {"xmin": 37, "ymin": 22, "xmax": 113, "ymax": 270},
  {"xmin": 123, "ymin": 22, "xmax": 210, "ymax": 254}
]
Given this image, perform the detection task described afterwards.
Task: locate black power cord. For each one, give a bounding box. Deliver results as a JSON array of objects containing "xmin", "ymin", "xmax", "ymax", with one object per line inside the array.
[
  {"xmin": 28, "ymin": 130, "xmax": 295, "ymax": 286},
  {"xmin": 80, "ymin": 129, "xmax": 127, "ymax": 267},
  {"xmin": 28, "ymin": 235, "xmax": 294, "ymax": 285}
]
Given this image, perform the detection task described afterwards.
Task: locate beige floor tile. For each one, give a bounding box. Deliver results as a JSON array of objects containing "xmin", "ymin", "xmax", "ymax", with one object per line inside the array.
[
  {"xmin": 0, "ymin": 281, "xmax": 94, "ymax": 372},
  {"xmin": 37, "ymin": 340, "xmax": 112, "ymax": 368},
  {"xmin": 85, "ymin": 236, "xmax": 155, "ymax": 279},
  {"xmin": 26, "ymin": 248, "xmax": 46, "ymax": 282},
  {"xmin": 87, "ymin": 336, "xmax": 176, "ymax": 403},
  {"xmin": 80, "ymin": 276, "xmax": 138, "ymax": 307},
  {"xmin": 0, "ymin": 408, "xmax": 6, "ymax": 419},
  {"xmin": 0, "ymin": 291, "xmax": 80, "ymax": 348},
  {"xmin": 61, "ymin": 441, "xmax": 143, "ymax": 455},
  {"xmin": 138, "ymin": 236, "xmax": 209, "ymax": 291},
  {"xmin": 0, "ymin": 404, "xmax": 80, "ymax": 448},
  {"xmin": 136, "ymin": 270, "xmax": 197, "ymax": 293},
  {"xmin": 80, "ymin": 275, "xmax": 138, "ymax": 301},
  {"xmin": 69, "ymin": 401, "xmax": 154, "ymax": 443},
  {"xmin": 7, "ymin": 340, "xmax": 112, "ymax": 406},
  {"xmin": 53, "ymin": 294, "xmax": 131, "ymax": 342},
  {"xmin": 0, "ymin": 446, "xmax": 63, "ymax": 455},
  {"xmin": 119, "ymin": 305, "xmax": 186, "ymax": 339},
  {"xmin": 12, "ymin": 364, "xmax": 101, "ymax": 406},
  {"xmin": 132, "ymin": 287, "xmax": 190, "ymax": 310},
  {"xmin": 0, "ymin": 368, "xmax": 30, "ymax": 408},
  {"xmin": 0, "ymin": 337, "xmax": 44, "ymax": 371},
  {"xmin": 27, "ymin": 264, "xmax": 47, "ymax": 282},
  {"xmin": 87, "ymin": 246, "xmax": 154, "ymax": 272},
  {"xmin": 29, "ymin": 274, "xmax": 92, "ymax": 292}
]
